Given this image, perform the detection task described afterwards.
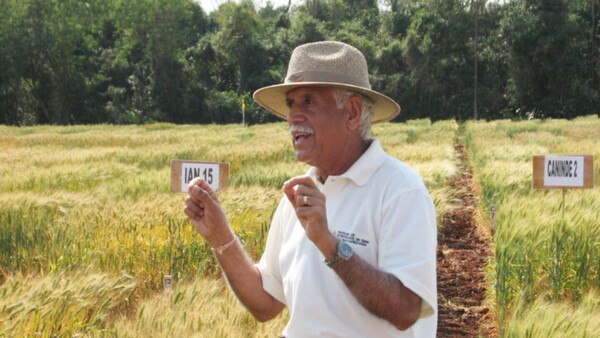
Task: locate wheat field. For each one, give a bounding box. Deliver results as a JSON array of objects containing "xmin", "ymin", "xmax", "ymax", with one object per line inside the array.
[
  {"xmin": 465, "ymin": 115, "xmax": 600, "ymax": 337},
  {"xmin": 2, "ymin": 117, "xmax": 598, "ymax": 336},
  {"xmin": 0, "ymin": 121, "xmax": 457, "ymax": 336}
]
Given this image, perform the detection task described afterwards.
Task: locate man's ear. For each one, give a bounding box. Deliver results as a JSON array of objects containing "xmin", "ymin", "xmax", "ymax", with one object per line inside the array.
[{"xmin": 345, "ymin": 95, "xmax": 362, "ymax": 131}]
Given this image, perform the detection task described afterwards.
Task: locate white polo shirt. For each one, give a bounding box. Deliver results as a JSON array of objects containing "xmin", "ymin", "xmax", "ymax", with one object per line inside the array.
[{"xmin": 256, "ymin": 140, "xmax": 437, "ymax": 337}]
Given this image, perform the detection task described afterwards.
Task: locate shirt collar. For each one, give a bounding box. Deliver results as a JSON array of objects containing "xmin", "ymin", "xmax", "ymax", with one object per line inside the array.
[{"xmin": 307, "ymin": 139, "xmax": 386, "ymax": 187}]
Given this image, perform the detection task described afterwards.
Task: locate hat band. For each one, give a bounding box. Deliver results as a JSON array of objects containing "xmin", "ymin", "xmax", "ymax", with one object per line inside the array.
[{"xmin": 285, "ymin": 70, "xmax": 371, "ymax": 90}]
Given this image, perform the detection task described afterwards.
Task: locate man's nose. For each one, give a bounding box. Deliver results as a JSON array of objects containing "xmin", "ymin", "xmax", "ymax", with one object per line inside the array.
[{"xmin": 287, "ymin": 105, "xmax": 305, "ymax": 123}]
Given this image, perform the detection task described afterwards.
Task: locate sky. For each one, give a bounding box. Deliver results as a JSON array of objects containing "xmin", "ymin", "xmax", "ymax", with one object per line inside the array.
[{"xmin": 200, "ymin": 0, "xmax": 300, "ymax": 13}]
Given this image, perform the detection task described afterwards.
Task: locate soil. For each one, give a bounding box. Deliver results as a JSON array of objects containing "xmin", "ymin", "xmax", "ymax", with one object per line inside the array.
[{"xmin": 436, "ymin": 143, "xmax": 498, "ymax": 337}]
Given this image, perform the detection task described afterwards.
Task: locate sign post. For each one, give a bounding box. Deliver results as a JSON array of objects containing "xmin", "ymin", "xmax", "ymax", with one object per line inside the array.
[{"xmin": 170, "ymin": 160, "xmax": 229, "ymax": 193}]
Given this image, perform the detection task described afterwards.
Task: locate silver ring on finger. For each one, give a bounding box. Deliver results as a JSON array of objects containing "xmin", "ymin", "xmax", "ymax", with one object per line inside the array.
[{"xmin": 303, "ymin": 195, "xmax": 308, "ymax": 206}]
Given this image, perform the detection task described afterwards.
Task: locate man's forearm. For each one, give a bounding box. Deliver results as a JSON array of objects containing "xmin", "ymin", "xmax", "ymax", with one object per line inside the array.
[
  {"xmin": 334, "ymin": 254, "xmax": 422, "ymax": 330},
  {"xmin": 213, "ymin": 240, "xmax": 285, "ymax": 322}
]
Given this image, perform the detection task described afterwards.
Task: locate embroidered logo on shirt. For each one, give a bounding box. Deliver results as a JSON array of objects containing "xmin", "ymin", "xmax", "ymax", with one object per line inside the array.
[{"xmin": 336, "ymin": 230, "xmax": 370, "ymax": 247}]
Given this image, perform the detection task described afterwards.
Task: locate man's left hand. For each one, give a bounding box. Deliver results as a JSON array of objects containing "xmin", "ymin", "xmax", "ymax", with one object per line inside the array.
[{"xmin": 282, "ymin": 176, "xmax": 336, "ymax": 257}]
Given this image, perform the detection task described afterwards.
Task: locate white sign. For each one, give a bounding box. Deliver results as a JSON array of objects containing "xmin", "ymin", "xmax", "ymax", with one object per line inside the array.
[
  {"xmin": 543, "ymin": 155, "xmax": 584, "ymax": 187},
  {"xmin": 170, "ymin": 160, "xmax": 229, "ymax": 193},
  {"xmin": 180, "ymin": 162, "xmax": 220, "ymax": 192}
]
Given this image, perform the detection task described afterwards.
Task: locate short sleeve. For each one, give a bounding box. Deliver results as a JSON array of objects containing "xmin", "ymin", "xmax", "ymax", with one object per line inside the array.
[{"xmin": 379, "ymin": 186, "xmax": 438, "ymax": 318}]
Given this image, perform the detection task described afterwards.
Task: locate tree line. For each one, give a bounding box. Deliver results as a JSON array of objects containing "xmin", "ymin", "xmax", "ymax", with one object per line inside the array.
[{"xmin": 0, "ymin": 0, "xmax": 598, "ymax": 125}]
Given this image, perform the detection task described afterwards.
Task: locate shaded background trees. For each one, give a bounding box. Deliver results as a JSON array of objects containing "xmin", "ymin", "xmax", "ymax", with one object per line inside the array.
[{"xmin": 0, "ymin": 0, "xmax": 598, "ymax": 125}]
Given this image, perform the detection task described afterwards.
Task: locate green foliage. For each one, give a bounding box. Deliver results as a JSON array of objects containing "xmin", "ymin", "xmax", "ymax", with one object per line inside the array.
[
  {"xmin": 401, "ymin": 1, "xmax": 474, "ymax": 120},
  {"xmin": 466, "ymin": 116, "xmax": 600, "ymax": 336},
  {"xmin": 0, "ymin": 0, "xmax": 598, "ymax": 125},
  {"xmin": 500, "ymin": 0, "xmax": 599, "ymax": 119}
]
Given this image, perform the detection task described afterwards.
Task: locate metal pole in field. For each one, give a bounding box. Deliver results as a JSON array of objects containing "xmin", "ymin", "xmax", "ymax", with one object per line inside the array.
[{"xmin": 163, "ymin": 274, "xmax": 173, "ymax": 297}]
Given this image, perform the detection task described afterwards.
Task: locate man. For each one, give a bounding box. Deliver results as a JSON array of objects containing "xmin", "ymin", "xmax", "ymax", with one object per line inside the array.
[{"xmin": 184, "ymin": 41, "xmax": 437, "ymax": 337}]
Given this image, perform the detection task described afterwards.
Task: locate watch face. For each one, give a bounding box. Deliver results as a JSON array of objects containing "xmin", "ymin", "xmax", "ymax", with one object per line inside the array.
[{"xmin": 338, "ymin": 242, "xmax": 353, "ymax": 259}]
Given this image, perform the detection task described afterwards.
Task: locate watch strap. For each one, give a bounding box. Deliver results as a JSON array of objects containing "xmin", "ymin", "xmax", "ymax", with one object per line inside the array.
[{"xmin": 325, "ymin": 252, "xmax": 345, "ymax": 268}]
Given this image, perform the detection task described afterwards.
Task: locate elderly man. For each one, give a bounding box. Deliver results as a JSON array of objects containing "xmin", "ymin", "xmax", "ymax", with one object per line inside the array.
[{"xmin": 184, "ymin": 41, "xmax": 437, "ymax": 337}]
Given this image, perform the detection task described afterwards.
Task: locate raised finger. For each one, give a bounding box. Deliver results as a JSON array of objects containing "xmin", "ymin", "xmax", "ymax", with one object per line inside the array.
[
  {"xmin": 188, "ymin": 177, "xmax": 218, "ymax": 200},
  {"xmin": 283, "ymin": 176, "xmax": 317, "ymax": 206},
  {"xmin": 188, "ymin": 184, "xmax": 215, "ymax": 206},
  {"xmin": 283, "ymin": 175, "xmax": 316, "ymax": 191}
]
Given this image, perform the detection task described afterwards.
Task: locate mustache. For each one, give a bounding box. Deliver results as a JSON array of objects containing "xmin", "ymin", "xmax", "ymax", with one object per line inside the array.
[{"xmin": 289, "ymin": 124, "xmax": 314, "ymax": 134}]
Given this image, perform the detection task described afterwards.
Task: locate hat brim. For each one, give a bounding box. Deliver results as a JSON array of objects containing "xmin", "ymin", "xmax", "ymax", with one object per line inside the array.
[{"xmin": 253, "ymin": 82, "xmax": 400, "ymax": 124}]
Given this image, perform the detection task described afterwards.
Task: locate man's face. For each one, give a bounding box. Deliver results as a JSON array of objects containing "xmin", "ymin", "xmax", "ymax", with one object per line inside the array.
[{"xmin": 285, "ymin": 86, "xmax": 349, "ymax": 169}]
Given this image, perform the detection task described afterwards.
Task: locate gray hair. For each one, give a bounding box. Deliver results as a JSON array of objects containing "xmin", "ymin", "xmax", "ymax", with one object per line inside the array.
[{"xmin": 332, "ymin": 88, "xmax": 373, "ymax": 140}]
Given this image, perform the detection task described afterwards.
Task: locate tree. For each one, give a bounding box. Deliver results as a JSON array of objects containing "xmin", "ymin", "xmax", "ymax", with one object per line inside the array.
[
  {"xmin": 401, "ymin": 0, "xmax": 473, "ymax": 120},
  {"xmin": 471, "ymin": 0, "xmax": 510, "ymax": 120},
  {"xmin": 501, "ymin": 0, "xmax": 597, "ymax": 118},
  {"xmin": 0, "ymin": 0, "xmax": 597, "ymax": 125},
  {"xmin": 0, "ymin": 0, "xmax": 106, "ymax": 124},
  {"xmin": 108, "ymin": 0, "xmax": 205, "ymax": 123}
]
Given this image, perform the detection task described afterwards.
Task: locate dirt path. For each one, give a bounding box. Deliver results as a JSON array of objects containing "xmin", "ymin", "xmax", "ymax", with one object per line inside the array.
[{"xmin": 436, "ymin": 140, "xmax": 497, "ymax": 337}]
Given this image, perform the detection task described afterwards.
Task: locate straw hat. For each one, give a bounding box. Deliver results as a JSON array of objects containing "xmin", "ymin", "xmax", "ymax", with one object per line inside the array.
[{"xmin": 253, "ymin": 41, "xmax": 400, "ymax": 124}]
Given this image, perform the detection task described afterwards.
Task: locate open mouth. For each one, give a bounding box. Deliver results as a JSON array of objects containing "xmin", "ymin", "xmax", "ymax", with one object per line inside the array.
[
  {"xmin": 290, "ymin": 125, "xmax": 314, "ymax": 144},
  {"xmin": 293, "ymin": 132, "xmax": 311, "ymax": 142}
]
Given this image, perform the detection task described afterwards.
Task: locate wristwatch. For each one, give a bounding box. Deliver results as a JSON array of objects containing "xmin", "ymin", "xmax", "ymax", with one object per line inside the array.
[{"xmin": 325, "ymin": 239, "xmax": 353, "ymax": 268}]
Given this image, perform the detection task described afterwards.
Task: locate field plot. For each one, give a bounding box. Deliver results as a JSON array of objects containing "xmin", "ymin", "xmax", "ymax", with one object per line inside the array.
[
  {"xmin": 0, "ymin": 120, "xmax": 457, "ymax": 336},
  {"xmin": 465, "ymin": 115, "xmax": 600, "ymax": 337}
]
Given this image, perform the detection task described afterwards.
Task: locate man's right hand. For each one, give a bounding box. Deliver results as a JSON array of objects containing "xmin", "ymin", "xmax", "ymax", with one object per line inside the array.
[
  {"xmin": 184, "ymin": 178, "xmax": 285, "ymax": 321},
  {"xmin": 184, "ymin": 177, "xmax": 234, "ymax": 247}
]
